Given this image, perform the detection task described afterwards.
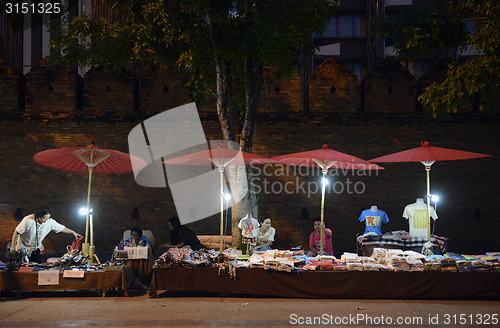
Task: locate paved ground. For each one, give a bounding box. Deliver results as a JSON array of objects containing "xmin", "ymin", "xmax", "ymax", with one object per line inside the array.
[{"xmin": 1, "ymin": 290, "xmax": 499, "ymax": 328}]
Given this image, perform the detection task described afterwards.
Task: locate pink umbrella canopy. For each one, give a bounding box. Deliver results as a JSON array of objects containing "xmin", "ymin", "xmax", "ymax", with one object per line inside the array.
[
  {"xmin": 271, "ymin": 144, "xmax": 384, "ymax": 171},
  {"xmin": 163, "ymin": 143, "xmax": 275, "ymax": 167},
  {"xmin": 33, "ymin": 144, "xmax": 147, "ymax": 173},
  {"xmin": 271, "ymin": 144, "xmax": 383, "ymax": 254},
  {"xmin": 370, "ymin": 141, "xmax": 490, "ymax": 163},
  {"xmin": 33, "ymin": 144, "xmax": 147, "ymax": 262},
  {"xmin": 370, "ymin": 140, "xmax": 491, "ymax": 241},
  {"xmin": 164, "ymin": 143, "xmax": 276, "ymax": 252}
]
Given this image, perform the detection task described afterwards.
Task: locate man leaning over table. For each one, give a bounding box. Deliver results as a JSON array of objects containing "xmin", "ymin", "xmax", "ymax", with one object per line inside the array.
[{"xmin": 10, "ymin": 207, "xmax": 82, "ymax": 263}]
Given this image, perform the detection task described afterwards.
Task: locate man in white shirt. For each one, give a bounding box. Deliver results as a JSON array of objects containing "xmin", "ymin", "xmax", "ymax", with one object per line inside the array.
[{"xmin": 10, "ymin": 207, "xmax": 82, "ymax": 263}]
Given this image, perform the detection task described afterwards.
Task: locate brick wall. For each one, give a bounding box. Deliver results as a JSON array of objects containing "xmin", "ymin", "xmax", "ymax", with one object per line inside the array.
[
  {"xmin": 259, "ymin": 68, "xmax": 302, "ymax": 113},
  {"xmin": 363, "ymin": 60, "xmax": 416, "ymax": 112},
  {"xmin": 84, "ymin": 67, "xmax": 137, "ymax": 120},
  {"xmin": 140, "ymin": 65, "xmax": 191, "ymax": 116},
  {"xmin": 308, "ymin": 58, "xmax": 359, "ymax": 112},
  {"xmin": 24, "ymin": 59, "xmax": 83, "ymax": 121},
  {"xmin": 0, "ymin": 60, "xmax": 24, "ymax": 115},
  {"xmin": 0, "ymin": 59, "xmax": 498, "ymax": 258}
]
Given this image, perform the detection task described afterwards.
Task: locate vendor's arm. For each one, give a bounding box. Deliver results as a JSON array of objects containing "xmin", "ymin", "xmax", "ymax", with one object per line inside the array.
[
  {"xmin": 10, "ymin": 230, "xmax": 20, "ymax": 251},
  {"xmin": 169, "ymin": 242, "xmax": 185, "ymax": 248},
  {"xmin": 142, "ymin": 236, "xmax": 152, "ymax": 247},
  {"xmin": 308, "ymin": 233, "xmax": 318, "ymax": 254},
  {"xmin": 160, "ymin": 241, "xmax": 185, "ymax": 250},
  {"xmin": 61, "ymin": 227, "xmax": 82, "ymax": 239},
  {"xmin": 253, "ymin": 240, "xmax": 272, "ymax": 251},
  {"xmin": 309, "ymin": 246, "xmax": 319, "ymax": 255},
  {"xmin": 320, "ymin": 222, "xmax": 331, "ymax": 238}
]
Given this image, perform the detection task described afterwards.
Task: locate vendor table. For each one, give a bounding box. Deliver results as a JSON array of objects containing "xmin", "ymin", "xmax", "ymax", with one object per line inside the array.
[
  {"xmin": 149, "ymin": 267, "xmax": 500, "ymax": 299},
  {"xmin": 0, "ymin": 270, "xmax": 126, "ymax": 297},
  {"xmin": 358, "ymin": 234, "xmax": 449, "ymax": 256},
  {"xmin": 122, "ymin": 247, "xmax": 155, "ymax": 290}
]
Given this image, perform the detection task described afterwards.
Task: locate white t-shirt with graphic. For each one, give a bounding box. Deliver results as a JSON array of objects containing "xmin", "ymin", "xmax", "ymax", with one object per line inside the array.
[
  {"xmin": 255, "ymin": 227, "xmax": 275, "ymax": 246},
  {"xmin": 238, "ymin": 215, "xmax": 260, "ymax": 245},
  {"xmin": 402, "ymin": 201, "xmax": 438, "ymax": 238}
]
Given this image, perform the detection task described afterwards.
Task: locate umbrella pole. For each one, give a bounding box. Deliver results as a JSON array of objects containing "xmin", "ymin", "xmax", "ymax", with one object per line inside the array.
[
  {"xmin": 82, "ymin": 166, "xmax": 93, "ymax": 258},
  {"xmin": 320, "ymin": 169, "xmax": 327, "ymax": 253},
  {"xmin": 219, "ymin": 167, "xmax": 224, "ymax": 253},
  {"xmin": 425, "ymin": 164, "xmax": 432, "ymax": 241}
]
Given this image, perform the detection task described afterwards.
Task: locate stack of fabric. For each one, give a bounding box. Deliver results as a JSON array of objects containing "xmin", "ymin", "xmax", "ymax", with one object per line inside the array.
[
  {"xmin": 361, "ymin": 257, "xmax": 380, "ymax": 271},
  {"xmin": 439, "ymin": 258, "xmax": 457, "ymax": 272},
  {"xmin": 332, "ymin": 262, "xmax": 347, "ymax": 271},
  {"xmin": 472, "ymin": 260, "xmax": 491, "ymax": 272},
  {"xmin": 346, "ymin": 258, "xmax": 363, "ymax": 271},
  {"xmin": 371, "ymin": 248, "xmax": 387, "ymax": 261},
  {"xmin": 456, "ymin": 260, "xmax": 474, "ymax": 272},
  {"xmin": 424, "ymin": 261, "xmax": 441, "ymax": 271},
  {"xmin": 408, "ymin": 259, "xmax": 425, "ymax": 271},
  {"xmin": 390, "ymin": 256, "xmax": 409, "ymax": 271}
]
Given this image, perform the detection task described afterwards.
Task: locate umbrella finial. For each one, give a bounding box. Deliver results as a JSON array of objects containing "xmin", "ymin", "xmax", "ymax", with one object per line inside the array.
[
  {"xmin": 322, "ymin": 144, "xmax": 332, "ymax": 150},
  {"xmin": 421, "ymin": 141, "xmax": 432, "ymax": 147}
]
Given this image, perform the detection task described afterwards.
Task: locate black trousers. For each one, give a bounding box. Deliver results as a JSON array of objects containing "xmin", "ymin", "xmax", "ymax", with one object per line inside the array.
[{"xmin": 28, "ymin": 249, "xmax": 42, "ymax": 263}]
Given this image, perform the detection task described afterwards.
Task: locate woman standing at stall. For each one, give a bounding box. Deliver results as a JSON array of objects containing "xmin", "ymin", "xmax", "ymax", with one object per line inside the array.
[{"xmin": 252, "ymin": 216, "xmax": 275, "ymax": 254}]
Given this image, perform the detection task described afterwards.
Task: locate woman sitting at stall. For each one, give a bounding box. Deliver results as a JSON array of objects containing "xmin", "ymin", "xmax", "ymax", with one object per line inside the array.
[
  {"xmin": 160, "ymin": 216, "xmax": 203, "ymax": 251},
  {"xmin": 124, "ymin": 226, "xmax": 151, "ymax": 247},
  {"xmin": 307, "ymin": 218, "xmax": 333, "ymax": 257},
  {"xmin": 251, "ymin": 216, "xmax": 275, "ymax": 254}
]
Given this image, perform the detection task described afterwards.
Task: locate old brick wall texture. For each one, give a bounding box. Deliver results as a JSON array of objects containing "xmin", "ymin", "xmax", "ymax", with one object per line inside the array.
[{"xmin": 0, "ymin": 58, "xmax": 498, "ymax": 258}]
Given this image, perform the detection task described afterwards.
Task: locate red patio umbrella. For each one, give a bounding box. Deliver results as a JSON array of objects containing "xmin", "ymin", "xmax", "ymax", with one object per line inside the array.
[
  {"xmin": 164, "ymin": 142, "xmax": 276, "ymax": 251},
  {"xmin": 271, "ymin": 144, "xmax": 384, "ymax": 253},
  {"xmin": 370, "ymin": 140, "xmax": 491, "ymax": 241},
  {"xmin": 34, "ymin": 143, "xmax": 147, "ymax": 262}
]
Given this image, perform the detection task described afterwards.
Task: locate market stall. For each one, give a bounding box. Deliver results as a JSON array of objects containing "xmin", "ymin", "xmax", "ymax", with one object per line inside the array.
[
  {"xmin": 0, "ymin": 270, "xmax": 126, "ymax": 297},
  {"xmin": 149, "ymin": 267, "xmax": 500, "ymax": 299},
  {"xmin": 148, "ymin": 248, "xmax": 500, "ymax": 299},
  {"xmin": 357, "ymin": 233, "xmax": 449, "ymax": 256}
]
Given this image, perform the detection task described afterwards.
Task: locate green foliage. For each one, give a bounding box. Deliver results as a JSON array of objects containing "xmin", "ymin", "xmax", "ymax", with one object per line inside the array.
[
  {"xmin": 374, "ymin": 0, "xmax": 500, "ymax": 116},
  {"xmin": 374, "ymin": 5, "xmax": 466, "ymax": 58},
  {"xmin": 48, "ymin": 0, "xmax": 336, "ymax": 113}
]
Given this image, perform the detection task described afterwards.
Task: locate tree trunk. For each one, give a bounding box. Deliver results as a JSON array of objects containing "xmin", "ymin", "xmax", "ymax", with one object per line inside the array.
[
  {"xmin": 215, "ymin": 60, "xmax": 234, "ymax": 141},
  {"xmin": 230, "ymin": 60, "xmax": 264, "ymax": 249}
]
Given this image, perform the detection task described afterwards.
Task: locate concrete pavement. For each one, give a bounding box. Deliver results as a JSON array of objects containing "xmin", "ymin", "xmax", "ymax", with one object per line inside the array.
[{"xmin": 1, "ymin": 290, "xmax": 499, "ymax": 327}]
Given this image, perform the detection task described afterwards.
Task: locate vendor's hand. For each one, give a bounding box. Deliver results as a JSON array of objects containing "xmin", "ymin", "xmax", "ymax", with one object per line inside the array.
[
  {"xmin": 73, "ymin": 232, "xmax": 82, "ymax": 239},
  {"xmin": 159, "ymin": 243, "xmax": 171, "ymax": 250}
]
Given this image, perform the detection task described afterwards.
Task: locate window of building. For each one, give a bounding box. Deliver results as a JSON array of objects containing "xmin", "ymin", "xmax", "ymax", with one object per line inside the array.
[{"xmin": 318, "ymin": 15, "xmax": 366, "ymax": 38}]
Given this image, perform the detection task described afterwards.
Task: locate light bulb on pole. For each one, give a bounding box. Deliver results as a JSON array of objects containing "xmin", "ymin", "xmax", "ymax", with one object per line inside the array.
[{"xmin": 431, "ymin": 195, "xmax": 439, "ymax": 212}]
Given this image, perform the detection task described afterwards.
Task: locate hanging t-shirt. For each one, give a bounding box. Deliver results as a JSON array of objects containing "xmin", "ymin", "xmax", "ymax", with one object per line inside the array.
[
  {"xmin": 402, "ymin": 201, "xmax": 438, "ymax": 238},
  {"xmin": 238, "ymin": 215, "xmax": 260, "ymax": 245},
  {"xmin": 359, "ymin": 209, "xmax": 390, "ymax": 235}
]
